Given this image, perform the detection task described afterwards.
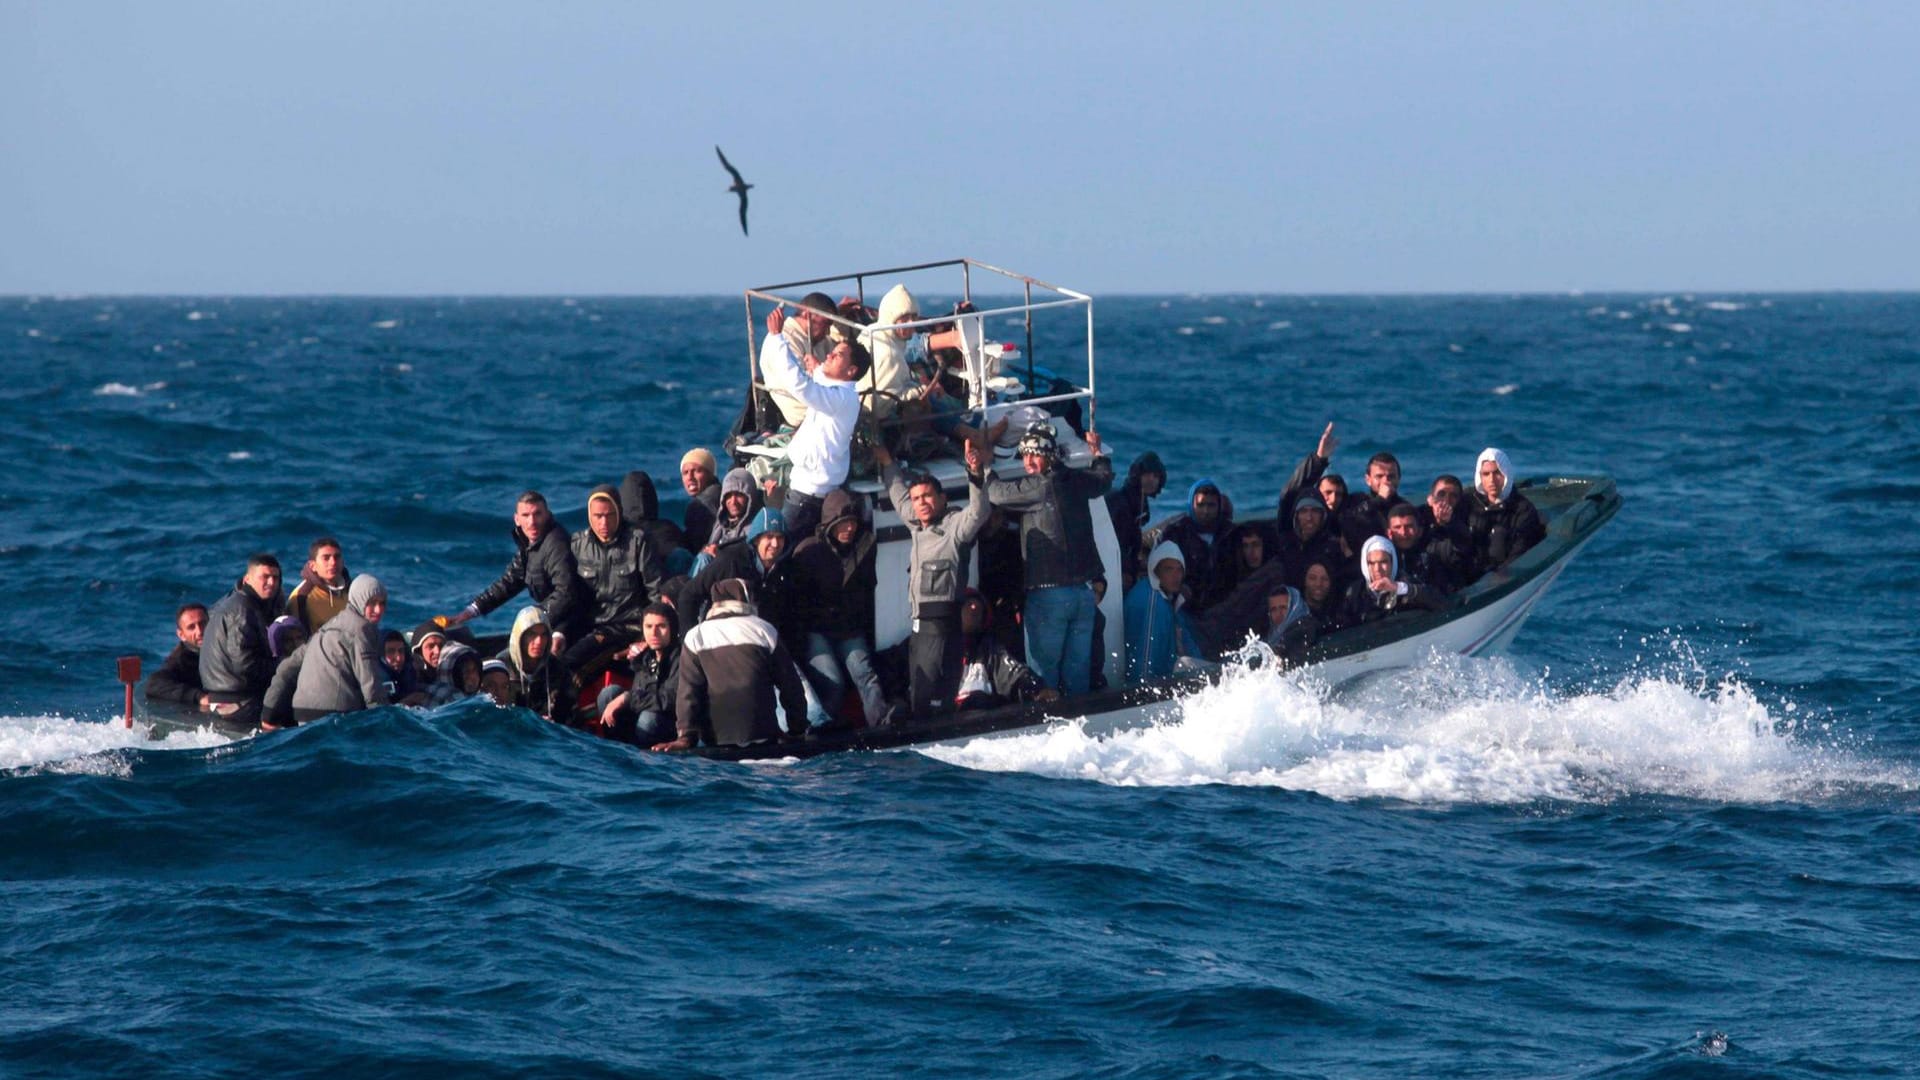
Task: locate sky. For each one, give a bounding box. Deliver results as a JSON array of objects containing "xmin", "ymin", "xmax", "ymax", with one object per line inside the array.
[{"xmin": 3, "ymin": 1, "xmax": 1918, "ymax": 295}]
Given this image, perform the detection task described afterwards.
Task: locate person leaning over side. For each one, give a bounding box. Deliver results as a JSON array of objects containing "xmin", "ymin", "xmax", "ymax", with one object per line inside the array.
[
  {"xmin": 873, "ymin": 437, "xmax": 993, "ymax": 719},
  {"xmin": 144, "ymin": 602, "xmax": 210, "ymax": 712},
  {"xmin": 986, "ymin": 422, "xmax": 1115, "ymax": 697},
  {"xmin": 759, "ymin": 305, "xmax": 868, "ymax": 542},
  {"xmin": 447, "ymin": 490, "xmax": 589, "ymax": 650},
  {"xmin": 200, "ymin": 553, "xmax": 283, "ymax": 726}
]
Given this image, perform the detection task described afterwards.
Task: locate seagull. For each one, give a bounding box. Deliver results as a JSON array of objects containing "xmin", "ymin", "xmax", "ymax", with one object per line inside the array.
[{"xmin": 715, "ymin": 145, "xmax": 752, "ymax": 237}]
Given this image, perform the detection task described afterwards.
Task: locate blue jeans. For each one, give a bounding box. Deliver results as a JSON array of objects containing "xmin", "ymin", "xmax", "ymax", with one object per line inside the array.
[
  {"xmin": 803, "ymin": 632, "xmax": 889, "ymax": 727},
  {"xmin": 1024, "ymin": 583, "xmax": 1096, "ymax": 695}
]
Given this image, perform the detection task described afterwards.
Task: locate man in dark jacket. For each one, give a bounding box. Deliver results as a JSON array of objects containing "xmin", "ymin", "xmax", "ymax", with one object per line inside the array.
[
  {"xmin": 679, "ymin": 448, "xmax": 724, "ymax": 552},
  {"xmin": 677, "ymin": 508, "xmax": 795, "ymax": 629},
  {"xmin": 875, "ymin": 439, "xmax": 994, "ymax": 719},
  {"xmin": 1105, "ymin": 451, "xmax": 1165, "ymax": 592},
  {"xmin": 144, "ymin": 602, "xmax": 210, "ymax": 711},
  {"xmin": 1145, "ymin": 478, "xmax": 1234, "ymax": 614},
  {"xmin": 1466, "ymin": 448, "xmax": 1547, "ymax": 572},
  {"xmin": 566, "ymin": 483, "xmax": 667, "ymax": 683},
  {"xmin": 1337, "ymin": 536, "xmax": 1447, "ymax": 630},
  {"xmin": 1339, "ymin": 452, "xmax": 1411, "ymax": 557},
  {"xmin": 1274, "ymin": 494, "xmax": 1346, "ymax": 589},
  {"xmin": 659, "ymin": 579, "xmax": 809, "ymax": 750},
  {"xmin": 986, "ymin": 421, "xmax": 1115, "ymax": 696},
  {"xmin": 619, "ymin": 470, "xmax": 686, "ymax": 559},
  {"xmin": 200, "ymin": 553, "xmax": 283, "ymax": 725},
  {"xmin": 449, "ymin": 491, "xmax": 589, "ymax": 645},
  {"xmin": 787, "ymin": 488, "xmax": 888, "ymax": 729},
  {"xmin": 1386, "ymin": 504, "xmax": 1456, "ymax": 596},
  {"xmin": 1416, "ymin": 474, "xmax": 1477, "ymax": 588},
  {"xmin": 596, "ymin": 602, "xmax": 681, "ymax": 746}
]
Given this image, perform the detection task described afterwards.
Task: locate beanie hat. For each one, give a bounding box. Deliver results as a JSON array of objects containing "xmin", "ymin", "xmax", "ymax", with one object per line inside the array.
[
  {"xmin": 1293, "ymin": 494, "xmax": 1328, "ymax": 516},
  {"xmin": 480, "ymin": 658, "xmax": 511, "ymax": 678},
  {"xmin": 1015, "ymin": 421, "xmax": 1060, "ymax": 460},
  {"xmin": 746, "ymin": 507, "xmax": 786, "ymax": 543},
  {"xmin": 411, "ymin": 621, "xmax": 447, "ymax": 654},
  {"xmin": 681, "ymin": 448, "xmax": 718, "ymax": 476},
  {"xmin": 347, "ymin": 574, "xmax": 386, "ymax": 615},
  {"xmin": 709, "ymin": 577, "xmax": 755, "ymax": 606}
]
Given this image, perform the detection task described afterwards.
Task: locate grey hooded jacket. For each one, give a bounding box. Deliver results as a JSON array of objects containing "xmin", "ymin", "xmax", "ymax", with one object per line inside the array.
[
  {"xmin": 882, "ymin": 461, "xmax": 991, "ymax": 619},
  {"xmin": 291, "ymin": 606, "xmax": 391, "ymax": 716}
]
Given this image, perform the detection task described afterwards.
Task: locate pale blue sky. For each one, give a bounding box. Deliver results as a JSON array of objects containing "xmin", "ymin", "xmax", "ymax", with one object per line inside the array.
[{"xmin": 4, "ymin": 1, "xmax": 1917, "ymax": 294}]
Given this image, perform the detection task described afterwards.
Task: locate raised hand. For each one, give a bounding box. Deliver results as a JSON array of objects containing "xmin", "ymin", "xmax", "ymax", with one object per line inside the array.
[
  {"xmin": 766, "ymin": 306, "xmax": 785, "ymax": 335},
  {"xmin": 1317, "ymin": 421, "xmax": 1338, "ymax": 461}
]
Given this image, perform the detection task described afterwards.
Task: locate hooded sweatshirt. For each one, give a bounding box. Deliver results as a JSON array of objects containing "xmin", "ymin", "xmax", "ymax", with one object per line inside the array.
[
  {"xmin": 1105, "ymin": 452, "xmax": 1166, "ymax": 586},
  {"xmin": 760, "ymin": 328, "xmax": 859, "ymax": 498},
  {"xmin": 679, "ymin": 507, "xmax": 796, "ymax": 630},
  {"xmin": 286, "ymin": 558, "xmax": 353, "ymax": 634},
  {"xmin": 1466, "ymin": 447, "xmax": 1546, "ymax": 571},
  {"xmin": 1260, "ymin": 585, "xmax": 1317, "ymax": 664},
  {"xmin": 428, "ymin": 642, "xmax": 481, "ymax": 706},
  {"xmin": 572, "ymin": 483, "xmax": 667, "ymax": 630},
  {"xmin": 1145, "ymin": 479, "xmax": 1235, "ymax": 612},
  {"xmin": 291, "ymin": 574, "xmax": 392, "ymax": 716},
  {"xmin": 620, "ymin": 470, "xmax": 686, "ymax": 555},
  {"xmin": 694, "ymin": 467, "xmax": 761, "ymax": 565},
  {"xmin": 675, "ymin": 579, "xmax": 809, "ymax": 747},
  {"xmin": 859, "ymin": 283, "xmax": 924, "ymax": 405},
  {"xmin": 787, "ymin": 489, "xmax": 876, "ymax": 637},
  {"xmin": 1123, "ymin": 541, "xmax": 1207, "ymax": 684},
  {"xmin": 503, "ymin": 605, "xmax": 570, "ymax": 720},
  {"xmin": 1337, "ymin": 535, "xmax": 1446, "ymax": 630},
  {"xmin": 471, "ymin": 512, "xmax": 589, "ymax": 640}
]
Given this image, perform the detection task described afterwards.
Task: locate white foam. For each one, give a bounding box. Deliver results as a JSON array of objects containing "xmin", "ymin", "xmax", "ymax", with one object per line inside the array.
[
  {"xmin": 185, "ymin": 310, "xmax": 212, "ymax": 321},
  {"xmin": 1267, "ymin": 320, "xmax": 1292, "ymax": 330},
  {"xmin": 1663, "ymin": 322, "xmax": 1693, "ymax": 333},
  {"xmin": 226, "ymin": 450, "xmax": 252, "ymax": 461},
  {"xmin": 1202, "ymin": 315, "xmax": 1228, "ymax": 325},
  {"xmin": 93, "ymin": 382, "xmax": 143, "ymax": 396},
  {"xmin": 371, "ymin": 319, "xmax": 400, "ymax": 329},
  {"xmin": 1702, "ymin": 301, "xmax": 1746, "ymax": 312},
  {"xmin": 1, "ymin": 714, "xmax": 235, "ymax": 777},
  {"xmin": 1492, "ymin": 383, "xmax": 1518, "ymax": 396},
  {"xmin": 1176, "ymin": 326, "xmax": 1196, "ymax": 336},
  {"xmin": 918, "ymin": 655, "xmax": 1909, "ymax": 805}
]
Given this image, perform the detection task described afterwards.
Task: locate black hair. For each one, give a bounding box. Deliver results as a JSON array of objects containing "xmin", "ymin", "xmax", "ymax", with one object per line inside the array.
[
  {"xmin": 799, "ymin": 291, "xmax": 837, "ymax": 314},
  {"xmin": 175, "ymin": 602, "xmax": 207, "ymax": 623},
  {"xmin": 382, "ymin": 630, "xmax": 406, "ymax": 646},
  {"xmin": 642, "ymin": 600, "xmax": 679, "ymax": 639},
  {"xmin": 517, "ymin": 490, "xmax": 548, "ymax": 509},
  {"xmin": 906, "ymin": 472, "xmax": 941, "ymax": 497},
  {"xmin": 309, "ymin": 536, "xmax": 341, "ymax": 559},
  {"xmin": 1386, "ymin": 503, "xmax": 1419, "ymax": 522},
  {"xmin": 1432, "ymin": 474, "xmax": 1463, "ymax": 493},
  {"xmin": 841, "ymin": 339, "xmax": 872, "ymax": 379},
  {"xmin": 1366, "ymin": 452, "xmax": 1400, "ymax": 472},
  {"xmin": 247, "ymin": 553, "xmax": 281, "ymax": 573},
  {"xmin": 1321, "ymin": 474, "xmax": 1348, "ymax": 493}
]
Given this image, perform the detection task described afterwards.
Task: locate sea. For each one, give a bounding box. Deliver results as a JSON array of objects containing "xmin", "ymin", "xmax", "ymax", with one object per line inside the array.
[{"xmin": 2, "ymin": 293, "xmax": 1917, "ymax": 1079}]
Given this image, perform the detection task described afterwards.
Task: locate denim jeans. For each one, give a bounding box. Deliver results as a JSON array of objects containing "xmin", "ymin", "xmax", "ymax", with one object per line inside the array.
[
  {"xmin": 803, "ymin": 632, "xmax": 889, "ymax": 727},
  {"xmin": 1023, "ymin": 583, "xmax": 1096, "ymax": 695}
]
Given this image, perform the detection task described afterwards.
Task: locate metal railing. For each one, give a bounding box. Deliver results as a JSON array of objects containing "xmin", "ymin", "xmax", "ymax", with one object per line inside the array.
[{"xmin": 740, "ymin": 258, "xmax": 1097, "ymax": 436}]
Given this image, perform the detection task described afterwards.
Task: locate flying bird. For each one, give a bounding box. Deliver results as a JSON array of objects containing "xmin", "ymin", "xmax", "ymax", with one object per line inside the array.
[{"xmin": 715, "ymin": 145, "xmax": 752, "ymax": 237}]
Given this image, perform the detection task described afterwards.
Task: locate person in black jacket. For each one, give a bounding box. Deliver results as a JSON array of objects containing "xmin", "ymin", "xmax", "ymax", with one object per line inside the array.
[
  {"xmin": 1105, "ymin": 451, "xmax": 1165, "ymax": 593},
  {"xmin": 1466, "ymin": 448, "xmax": 1547, "ymax": 572},
  {"xmin": 1339, "ymin": 451, "xmax": 1411, "ymax": 558},
  {"xmin": 1336, "ymin": 536, "xmax": 1447, "ymax": 630},
  {"xmin": 678, "ymin": 448, "xmax": 723, "ymax": 552},
  {"xmin": 449, "ymin": 491, "xmax": 589, "ymax": 645},
  {"xmin": 677, "ymin": 508, "xmax": 796, "ymax": 630},
  {"xmin": 954, "ymin": 590, "xmax": 1058, "ymax": 711},
  {"xmin": 1273, "ymin": 494, "xmax": 1346, "ymax": 590},
  {"xmin": 1416, "ymin": 474, "xmax": 1477, "ymax": 588},
  {"xmin": 1386, "ymin": 504, "xmax": 1456, "ymax": 596},
  {"xmin": 787, "ymin": 489, "xmax": 889, "ymax": 729},
  {"xmin": 144, "ymin": 602, "xmax": 209, "ymax": 711},
  {"xmin": 1145, "ymin": 478, "xmax": 1234, "ymax": 614},
  {"xmin": 595, "ymin": 602, "xmax": 681, "ymax": 746},
  {"xmin": 619, "ymin": 470, "xmax": 686, "ymax": 562},
  {"xmin": 660, "ymin": 579, "xmax": 809, "ymax": 750},
  {"xmin": 566, "ymin": 483, "xmax": 667, "ymax": 685}
]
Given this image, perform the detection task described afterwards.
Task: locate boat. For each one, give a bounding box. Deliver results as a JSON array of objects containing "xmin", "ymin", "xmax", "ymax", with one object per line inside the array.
[{"xmin": 127, "ymin": 260, "xmax": 1620, "ymax": 758}]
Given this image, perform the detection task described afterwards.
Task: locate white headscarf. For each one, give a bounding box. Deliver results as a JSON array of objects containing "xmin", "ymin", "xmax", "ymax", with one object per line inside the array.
[
  {"xmin": 1475, "ymin": 447, "xmax": 1515, "ymax": 503},
  {"xmin": 860, "ymin": 283, "xmax": 919, "ymax": 399},
  {"xmin": 1360, "ymin": 535, "xmax": 1398, "ymax": 582}
]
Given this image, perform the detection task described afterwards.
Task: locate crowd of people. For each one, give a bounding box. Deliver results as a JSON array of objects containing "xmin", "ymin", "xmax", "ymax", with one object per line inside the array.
[{"xmin": 142, "ymin": 294, "xmax": 1548, "ymax": 751}]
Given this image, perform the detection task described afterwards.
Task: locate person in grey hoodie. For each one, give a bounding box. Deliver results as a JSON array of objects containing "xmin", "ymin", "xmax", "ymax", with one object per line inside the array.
[
  {"xmin": 872, "ymin": 438, "xmax": 993, "ymax": 718},
  {"xmin": 286, "ymin": 574, "xmax": 392, "ymax": 723}
]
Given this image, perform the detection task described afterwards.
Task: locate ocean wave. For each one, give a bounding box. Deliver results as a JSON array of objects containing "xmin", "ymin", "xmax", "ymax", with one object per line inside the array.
[
  {"xmin": 917, "ymin": 654, "xmax": 1912, "ymax": 805},
  {"xmin": 0, "ymin": 714, "xmax": 235, "ymax": 776}
]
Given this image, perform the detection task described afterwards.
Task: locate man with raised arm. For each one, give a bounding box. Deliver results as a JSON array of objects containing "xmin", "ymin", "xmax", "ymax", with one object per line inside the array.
[
  {"xmin": 986, "ymin": 422, "xmax": 1115, "ymax": 697},
  {"xmin": 760, "ymin": 305, "xmax": 869, "ymax": 542},
  {"xmin": 874, "ymin": 437, "xmax": 993, "ymax": 719},
  {"xmin": 762, "ymin": 292, "xmax": 838, "ymax": 428}
]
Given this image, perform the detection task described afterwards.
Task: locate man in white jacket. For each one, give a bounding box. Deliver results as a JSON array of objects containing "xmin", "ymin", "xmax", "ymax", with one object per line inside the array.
[{"xmin": 760, "ymin": 305, "xmax": 870, "ymax": 542}]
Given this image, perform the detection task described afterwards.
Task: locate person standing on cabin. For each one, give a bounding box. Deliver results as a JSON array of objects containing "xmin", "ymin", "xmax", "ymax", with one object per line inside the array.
[
  {"xmin": 1466, "ymin": 448, "xmax": 1547, "ymax": 571},
  {"xmin": 763, "ymin": 292, "xmax": 838, "ymax": 429},
  {"xmin": 759, "ymin": 306, "xmax": 869, "ymax": 543},
  {"xmin": 447, "ymin": 491, "xmax": 589, "ymax": 652},
  {"xmin": 679, "ymin": 448, "xmax": 723, "ymax": 552},
  {"xmin": 144, "ymin": 602, "xmax": 210, "ymax": 711},
  {"xmin": 567, "ymin": 483, "xmax": 667, "ymax": 686},
  {"xmin": 874, "ymin": 438, "xmax": 993, "ymax": 719},
  {"xmin": 285, "ymin": 536, "xmax": 351, "ymax": 633},
  {"xmin": 200, "ymin": 553, "xmax": 283, "ymax": 726},
  {"xmin": 986, "ymin": 421, "xmax": 1115, "ymax": 697}
]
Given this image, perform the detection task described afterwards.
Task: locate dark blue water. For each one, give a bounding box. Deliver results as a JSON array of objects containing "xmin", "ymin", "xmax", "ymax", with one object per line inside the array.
[{"xmin": 4, "ymin": 293, "xmax": 1919, "ymax": 1078}]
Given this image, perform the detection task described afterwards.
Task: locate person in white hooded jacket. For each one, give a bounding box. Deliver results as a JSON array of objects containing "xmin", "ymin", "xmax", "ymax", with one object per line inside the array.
[
  {"xmin": 858, "ymin": 283, "xmax": 926, "ymax": 418},
  {"xmin": 1466, "ymin": 447, "xmax": 1546, "ymax": 572},
  {"xmin": 1123, "ymin": 541, "xmax": 1208, "ymax": 684}
]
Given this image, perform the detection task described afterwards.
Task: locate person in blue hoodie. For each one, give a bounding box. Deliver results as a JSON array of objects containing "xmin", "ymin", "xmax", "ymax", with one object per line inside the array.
[{"xmin": 1124, "ymin": 541, "xmax": 1208, "ymax": 684}]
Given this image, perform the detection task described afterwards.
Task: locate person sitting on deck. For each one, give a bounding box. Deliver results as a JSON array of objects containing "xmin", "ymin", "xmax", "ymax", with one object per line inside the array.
[
  {"xmin": 285, "ymin": 536, "xmax": 351, "ymax": 633},
  {"xmin": 858, "ymin": 283, "xmax": 926, "ymax": 422},
  {"xmin": 1211, "ymin": 520, "xmax": 1278, "ymax": 612},
  {"xmin": 1417, "ymin": 474, "xmax": 1477, "ymax": 588},
  {"xmin": 986, "ymin": 422, "xmax": 1115, "ymax": 696},
  {"xmin": 200, "ymin": 553, "xmax": 283, "ymax": 726},
  {"xmin": 143, "ymin": 602, "xmax": 209, "ymax": 711},
  {"xmin": 480, "ymin": 659, "xmax": 515, "ymax": 707},
  {"xmin": 1337, "ymin": 536, "xmax": 1447, "ymax": 631},
  {"xmin": 1386, "ymin": 503, "xmax": 1456, "ymax": 596},
  {"xmin": 678, "ymin": 448, "xmax": 723, "ymax": 552},
  {"xmin": 409, "ymin": 620, "xmax": 450, "ymax": 697},
  {"xmin": 428, "ymin": 642, "xmax": 483, "ymax": 706},
  {"xmin": 787, "ymin": 489, "xmax": 891, "ymax": 730},
  {"xmin": 1106, "ymin": 451, "xmax": 1166, "ymax": 593},
  {"xmin": 1145, "ymin": 479, "xmax": 1234, "ymax": 614},
  {"xmin": 1124, "ymin": 541, "xmax": 1209, "ymax": 684},
  {"xmin": 1466, "ymin": 448, "xmax": 1547, "ymax": 572},
  {"xmin": 380, "ymin": 630, "xmax": 422, "ymax": 703},
  {"xmin": 1339, "ymin": 452, "xmax": 1411, "ymax": 558},
  {"xmin": 760, "ymin": 306, "xmax": 869, "ymax": 542},
  {"xmin": 873, "ymin": 438, "xmax": 993, "ymax": 719},
  {"xmin": 690, "ymin": 467, "xmax": 762, "ymax": 576},
  {"xmin": 762, "ymin": 292, "xmax": 838, "ymax": 428},
  {"xmin": 448, "ymin": 491, "xmax": 589, "ymax": 652},
  {"xmin": 656, "ymin": 579, "xmax": 810, "ymax": 752},
  {"xmin": 284, "ymin": 574, "xmax": 392, "ymax": 724},
  {"xmin": 1263, "ymin": 584, "xmax": 1317, "ymax": 666},
  {"xmin": 1274, "ymin": 494, "xmax": 1345, "ymax": 591},
  {"xmin": 566, "ymin": 483, "xmax": 667, "ymax": 686},
  {"xmin": 594, "ymin": 602, "xmax": 682, "ymax": 746},
  {"xmin": 502, "ymin": 605, "xmax": 570, "ymax": 722},
  {"xmin": 677, "ymin": 507, "xmax": 795, "ymax": 628},
  {"xmin": 954, "ymin": 590, "xmax": 1058, "ymax": 712},
  {"xmin": 1301, "ymin": 562, "xmax": 1340, "ymax": 632}
]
